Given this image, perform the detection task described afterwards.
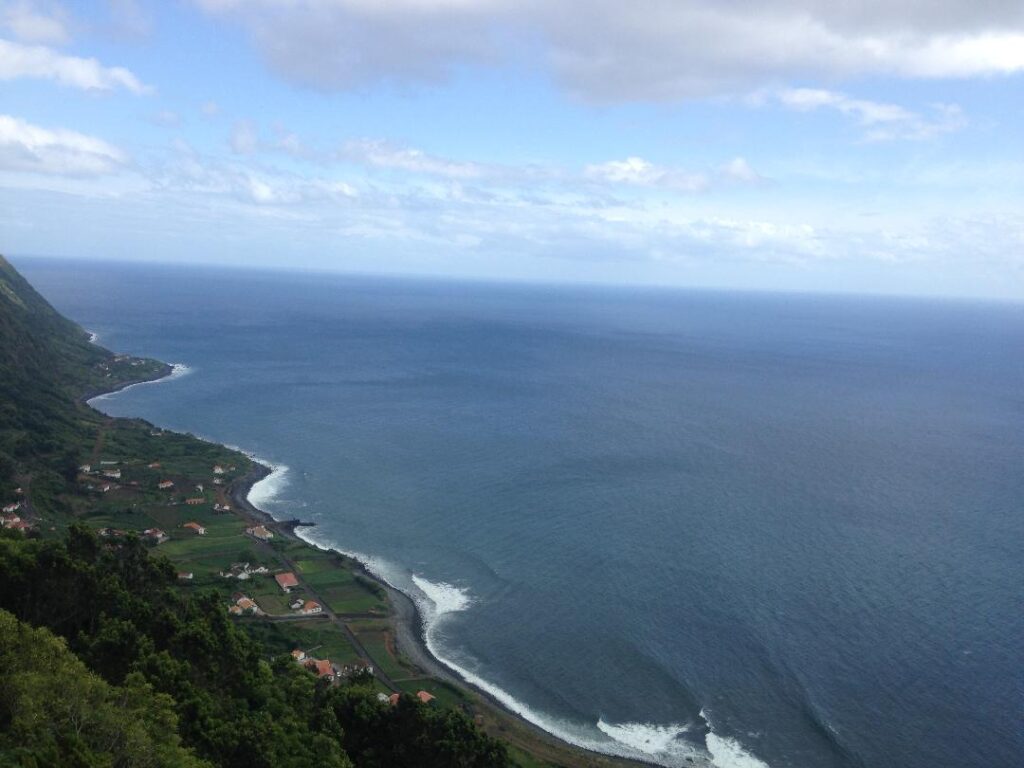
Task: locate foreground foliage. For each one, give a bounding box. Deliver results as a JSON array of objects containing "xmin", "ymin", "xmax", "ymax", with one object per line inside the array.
[{"xmin": 0, "ymin": 515, "xmax": 511, "ymax": 768}]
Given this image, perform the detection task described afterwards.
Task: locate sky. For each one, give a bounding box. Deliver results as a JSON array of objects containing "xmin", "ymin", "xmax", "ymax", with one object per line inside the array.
[{"xmin": 0, "ymin": 0, "xmax": 1022, "ymax": 299}]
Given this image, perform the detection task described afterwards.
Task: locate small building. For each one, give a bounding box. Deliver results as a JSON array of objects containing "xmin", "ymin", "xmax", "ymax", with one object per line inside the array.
[
  {"xmin": 228, "ymin": 594, "xmax": 261, "ymax": 615},
  {"xmin": 185, "ymin": 497, "xmax": 205, "ymax": 506},
  {"xmin": 289, "ymin": 598, "xmax": 304, "ymax": 610},
  {"xmin": 275, "ymin": 572, "xmax": 299, "ymax": 592},
  {"xmin": 102, "ymin": 469, "xmax": 122, "ymax": 480},
  {"xmin": 212, "ymin": 478, "xmax": 224, "ymax": 486},
  {"xmin": 213, "ymin": 465, "xmax": 225, "ymax": 475},
  {"xmin": 142, "ymin": 528, "xmax": 169, "ymax": 544},
  {"xmin": 158, "ymin": 480, "xmax": 174, "ymax": 490},
  {"xmin": 416, "ymin": 691, "xmax": 436, "ymax": 705},
  {"xmin": 291, "ymin": 649, "xmax": 306, "ymax": 662},
  {"xmin": 148, "ymin": 462, "xmax": 161, "ymax": 469},
  {"xmin": 299, "ymin": 600, "xmax": 322, "ymax": 615},
  {"xmin": 388, "ymin": 693, "xmax": 400, "ymax": 706},
  {"xmin": 195, "ymin": 484, "xmax": 204, "ymax": 493},
  {"xmin": 183, "ymin": 522, "xmax": 206, "ymax": 535},
  {"xmin": 376, "ymin": 692, "xmax": 390, "ymax": 703},
  {"xmin": 78, "ymin": 464, "xmax": 91, "ymax": 473},
  {"xmin": 246, "ymin": 525, "xmax": 273, "ymax": 541},
  {"xmin": 2, "ymin": 502, "xmax": 20, "ymax": 514},
  {"xmin": 177, "ymin": 572, "xmax": 193, "ymax": 580},
  {"xmin": 305, "ymin": 658, "xmax": 334, "ymax": 679}
]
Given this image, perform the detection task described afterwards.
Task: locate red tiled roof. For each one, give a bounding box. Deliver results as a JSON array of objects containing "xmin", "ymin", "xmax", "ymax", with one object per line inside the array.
[
  {"xmin": 275, "ymin": 572, "xmax": 299, "ymax": 588},
  {"xmin": 305, "ymin": 658, "xmax": 333, "ymax": 677},
  {"xmin": 416, "ymin": 691, "xmax": 436, "ymax": 704}
]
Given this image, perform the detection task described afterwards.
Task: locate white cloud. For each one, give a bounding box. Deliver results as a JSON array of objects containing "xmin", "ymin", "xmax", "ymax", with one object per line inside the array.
[
  {"xmin": 584, "ymin": 155, "xmax": 763, "ymax": 191},
  {"xmin": 719, "ymin": 157, "xmax": 761, "ymax": 183},
  {"xmin": 343, "ymin": 139, "xmax": 485, "ymax": 179},
  {"xmin": 160, "ymin": 141, "xmax": 358, "ymax": 206},
  {"xmin": 0, "ymin": 38, "xmax": 151, "ymax": 92},
  {"xmin": 775, "ymin": 88, "xmax": 967, "ymax": 141},
  {"xmin": 585, "ymin": 156, "xmax": 708, "ymax": 192},
  {"xmin": 0, "ymin": 114, "xmax": 126, "ymax": 175},
  {"xmin": 191, "ymin": 1, "xmax": 1024, "ymax": 101},
  {"xmin": 1, "ymin": 0, "xmax": 69, "ymax": 45}
]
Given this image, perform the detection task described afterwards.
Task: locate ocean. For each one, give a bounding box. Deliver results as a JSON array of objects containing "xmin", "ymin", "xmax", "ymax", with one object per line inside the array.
[{"xmin": 20, "ymin": 258, "xmax": 1023, "ymax": 768}]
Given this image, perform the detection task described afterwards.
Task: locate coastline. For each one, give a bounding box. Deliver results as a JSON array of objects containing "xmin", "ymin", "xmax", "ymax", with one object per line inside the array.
[
  {"xmin": 228, "ymin": 461, "xmax": 652, "ymax": 768},
  {"xmin": 85, "ymin": 358, "xmax": 654, "ymax": 768},
  {"xmin": 78, "ymin": 362, "xmax": 174, "ymax": 404}
]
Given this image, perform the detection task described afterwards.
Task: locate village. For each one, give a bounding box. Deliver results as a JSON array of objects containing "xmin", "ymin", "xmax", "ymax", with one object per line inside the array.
[{"xmin": 58, "ymin": 427, "xmax": 467, "ymax": 712}]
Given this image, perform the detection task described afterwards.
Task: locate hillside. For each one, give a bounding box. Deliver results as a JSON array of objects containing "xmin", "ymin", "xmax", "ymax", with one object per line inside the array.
[
  {"xmin": 0, "ymin": 256, "xmax": 518, "ymax": 768},
  {"xmin": 0, "ymin": 254, "xmax": 168, "ymax": 504}
]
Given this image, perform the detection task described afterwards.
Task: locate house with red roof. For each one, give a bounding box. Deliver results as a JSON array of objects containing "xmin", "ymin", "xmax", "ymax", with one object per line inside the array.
[
  {"xmin": 305, "ymin": 658, "xmax": 334, "ymax": 679},
  {"xmin": 275, "ymin": 572, "xmax": 299, "ymax": 592}
]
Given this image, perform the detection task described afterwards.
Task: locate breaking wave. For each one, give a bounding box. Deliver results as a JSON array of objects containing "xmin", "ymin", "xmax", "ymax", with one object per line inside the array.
[
  {"xmin": 245, "ymin": 456, "xmax": 290, "ymax": 511},
  {"xmin": 700, "ymin": 710, "xmax": 771, "ymax": 768},
  {"xmin": 597, "ymin": 719, "xmax": 702, "ymax": 764}
]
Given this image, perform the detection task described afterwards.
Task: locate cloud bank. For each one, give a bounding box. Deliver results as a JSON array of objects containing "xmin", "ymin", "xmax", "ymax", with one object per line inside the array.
[{"xmin": 193, "ymin": 0, "xmax": 1024, "ymax": 100}]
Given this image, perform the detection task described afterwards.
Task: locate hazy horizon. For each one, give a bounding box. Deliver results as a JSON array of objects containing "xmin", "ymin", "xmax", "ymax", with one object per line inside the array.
[
  {"xmin": 11, "ymin": 252, "xmax": 1024, "ymax": 306},
  {"xmin": 2, "ymin": 1, "xmax": 1023, "ymax": 299}
]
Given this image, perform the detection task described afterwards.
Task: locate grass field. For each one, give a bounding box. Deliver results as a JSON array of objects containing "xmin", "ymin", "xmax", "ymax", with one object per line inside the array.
[
  {"xmin": 353, "ymin": 630, "xmax": 416, "ymax": 681},
  {"xmin": 242, "ymin": 620, "xmax": 363, "ymax": 667},
  {"xmin": 396, "ymin": 677, "xmax": 471, "ymax": 710}
]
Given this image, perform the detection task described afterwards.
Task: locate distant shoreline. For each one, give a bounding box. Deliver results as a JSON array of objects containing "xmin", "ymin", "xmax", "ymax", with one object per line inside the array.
[{"xmin": 78, "ymin": 362, "xmax": 174, "ymax": 404}]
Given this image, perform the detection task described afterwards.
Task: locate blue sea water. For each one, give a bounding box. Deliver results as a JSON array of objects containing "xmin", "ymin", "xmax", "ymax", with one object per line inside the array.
[{"xmin": 19, "ymin": 258, "xmax": 1023, "ymax": 768}]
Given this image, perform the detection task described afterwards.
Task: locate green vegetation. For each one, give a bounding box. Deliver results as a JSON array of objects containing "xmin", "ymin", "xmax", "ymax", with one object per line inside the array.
[
  {"xmin": 0, "ymin": 608, "xmax": 208, "ymax": 768},
  {"xmin": 0, "ymin": 255, "xmax": 516, "ymax": 768},
  {"xmin": 0, "ymin": 527, "xmax": 511, "ymax": 767}
]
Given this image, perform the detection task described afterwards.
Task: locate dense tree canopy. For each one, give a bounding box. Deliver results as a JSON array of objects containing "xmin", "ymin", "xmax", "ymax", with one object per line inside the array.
[{"xmin": 0, "ymin": 528, "xmax": 512, "ymax": 768}]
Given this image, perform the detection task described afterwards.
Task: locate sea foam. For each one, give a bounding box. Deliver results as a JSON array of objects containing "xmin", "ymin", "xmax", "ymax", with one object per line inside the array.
[
  {"xmin": 245, "ymin": 457, "xmax": 290, "ymax": 511},
  {"xmin": 597, "ymin": 719, "xmax": 701, "ymax": 761},
  {"xmin": 411, "ymin": 574, "xmax": 473, "ymax": 619},
  {"xmin": 700, "ymin": 710, "xmax": 770, "ymax": 768}
]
